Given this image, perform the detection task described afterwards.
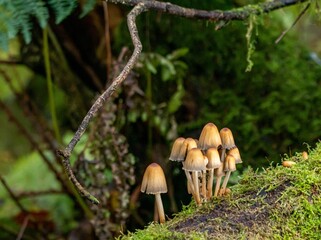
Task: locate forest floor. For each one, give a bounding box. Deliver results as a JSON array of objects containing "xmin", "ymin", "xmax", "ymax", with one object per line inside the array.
[{"xmin": 120, "ymin": 142, "xmax": 321, "ymax": 239}]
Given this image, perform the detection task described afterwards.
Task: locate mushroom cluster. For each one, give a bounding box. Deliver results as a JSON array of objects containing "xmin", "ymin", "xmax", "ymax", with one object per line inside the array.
[
  {"xmin": 140, "ymin": 122, "xmax": 242, "ymax": 224},
  {"xmin": 169, "ymin": 123, "xmax": 242, "ymax": 205}
]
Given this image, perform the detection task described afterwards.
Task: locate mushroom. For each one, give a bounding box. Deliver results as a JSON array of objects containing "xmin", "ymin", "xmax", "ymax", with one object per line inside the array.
[
  {"xmin": 141, "ymin": 163, "xmax": 168, "ymax": 223},
  {"xmin": 302, "ymin": 151, "xmax": 308, "ymax": 160},
  {"xmin": 178, "ymin": 138, "xmax": 198, "ymax": 161},
  {"xmin": 206, "ymin": 147, "xmax": 222, "ymax": 199},
  {"xmin": 219, "ymin": 128, "xmax": 236, "ymax": 162},
  {"xmin": 169, "ymin": 137, "xmax": 198, "ymax": 195},
  {"xmin": 220, "ymin": 154, "xmax": 237, "ymax": 195},
  {"xmin": 183, "ymin": 148, "xmax": 206, "ymax": 205},
  {"xmin": 169, "ymin": 137, "xmax": 185, "ymax": 161},
  {"xmin": 282, "ymin": 160, "xmax": 296, "ymax": 168},
  {"xmin": 227, "ymin": 146, "xmax": 242, "ymax": 164},
  {"xmin": 198, "ymin": 123, "xmax": 222, "ymax": 150}
]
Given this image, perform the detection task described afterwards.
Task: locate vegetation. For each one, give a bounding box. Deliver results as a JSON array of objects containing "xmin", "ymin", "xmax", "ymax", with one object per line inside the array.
[
  {"xmin": 120, "ymin": 142, "xmax": 321, "ymax": 239},
  {"xmin": 0, "ymin": 0, "xmax": 320, "ymax": 239}
]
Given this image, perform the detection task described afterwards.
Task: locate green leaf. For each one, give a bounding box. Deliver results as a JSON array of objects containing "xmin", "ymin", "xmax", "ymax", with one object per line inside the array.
[{"xmin": 167, "ymin": 48, "xmax": 189, "ymax": 61}]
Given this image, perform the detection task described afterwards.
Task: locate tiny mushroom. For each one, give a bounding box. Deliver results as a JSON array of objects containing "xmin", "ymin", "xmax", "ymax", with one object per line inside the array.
[
  {"xmin": 198, "ymin": 123, "xmax": 222, "ymax": 151},
  {"xmin": 206, "ymin": 147, "xmax": 222, "ymax": 199},
  {"xmin": 219, "ymin": 128, "xmax": 236, "ymax": 161},
  {"xmin": 282, "ymin": 160, "xmax": 296, "ymax": 168},
  {"xmin": 302, "ymin": 151, "xmax": 308, "ymax": 160},
  {"xmin": 183, "ymin": 148, "xmax": 206, "ymax": 205},
  {"xmin": 141, "ymin": 163, "xmax": 168, "ymax": 223}
]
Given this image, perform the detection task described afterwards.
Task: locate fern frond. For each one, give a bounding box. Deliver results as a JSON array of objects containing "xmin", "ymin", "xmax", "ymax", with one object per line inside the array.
[{"xmin": 48, "ymin": 0, "xmax": 77, "ymax": 24}]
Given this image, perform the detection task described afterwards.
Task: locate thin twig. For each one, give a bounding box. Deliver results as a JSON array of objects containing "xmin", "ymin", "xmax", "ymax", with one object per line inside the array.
[
  {"xmin": 57, "ymin": 2, "xmax": 146, "ymax": 204},
  {"xmin": 0, "ymin": 176, "xmax": 27, "ymax": 213},
  {"xmin": 275, "ymin": 3, "xmax": 310, "ymax": 44},
  {"xmin": 16, "ymin": 190, "xmax": 64, "ymax": 199},
  {"xmin": 107, "ymin": 0, "xmax": 307, "ymax": 21},
  {"xmin": 16, "ymin": 215, "xmax": 29, "ymax": 240}
]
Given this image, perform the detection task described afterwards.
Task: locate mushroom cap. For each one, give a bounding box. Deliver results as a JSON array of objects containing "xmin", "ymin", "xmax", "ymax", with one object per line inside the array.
[
  {"xmin": 206, "ymin": 147, "xmax": 222, "ymax": 169},
  {"xmin": 169, "ymin": 137, "xmax": 186, "ymax": 161},
  {"xmin": 198, "ymin": 123, "xmax": 222, "ymax": 150},
  {"xmin": 220, "ymin": 127, "xmax": 236, "ymax": 150},
  {"xmin": 177, "ymin": 138, "xmax": 198, "ymax": 161},
  {"xmin": 224, "ymin": 154, "xmax": 236, "ymax": 172},
  {"xmin": 141, "ymin": 163, "xmax": 168, "ymax": 194},
  {"xmin": 302, "ymin": 151, "xmax": 308, "ymax": 160},
  {"xmin": 182, "ymin": 148, "xmax": 206, "ymax": 172},
  {"xmin": 227, "ymin": 147, "xmax": 242, "ymax": 164}
]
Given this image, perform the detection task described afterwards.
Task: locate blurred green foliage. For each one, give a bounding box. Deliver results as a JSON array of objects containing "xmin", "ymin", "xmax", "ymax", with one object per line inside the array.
[{"xmin": 113, "ymin": 2, "xmax": 321, "ymax": 169}]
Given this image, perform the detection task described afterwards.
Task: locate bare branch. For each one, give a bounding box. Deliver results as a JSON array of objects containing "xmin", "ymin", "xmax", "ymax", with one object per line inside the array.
[
  {"xmin": 57, "ymin": 2, "xmax": 146, "ymax": 205},
  {"xmin": 107, "ymin": 0, "xmax": 308, "ymax": 21}
]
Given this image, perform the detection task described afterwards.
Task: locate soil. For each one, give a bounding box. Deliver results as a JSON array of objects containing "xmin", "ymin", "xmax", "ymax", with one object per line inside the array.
[{"xmin": 169, "ymin": 182, "xmax": 290, "ymax": 238}]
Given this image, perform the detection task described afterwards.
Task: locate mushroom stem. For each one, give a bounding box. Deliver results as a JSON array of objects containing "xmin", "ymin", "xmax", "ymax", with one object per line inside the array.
[
  {"xmin": 207, "ymin": 169, "xmax": 214, "ymax": 199},
  {"xmin": 192, "ymin": 171, "xmax": 201, "ymax": 205},
  {"xmin": 153, "ymin": 200, "xmax": 159, "ymax": 222},
  {"xmin": 155, "ymin": 193, "xmax": 165, "ymax": 223},
  {"xmin": 202, "ymin": 170, "xmax": 207, "ymax": 199},
  {"xmin": 220, "ymin": 171, "xmax": 231, "ymax": 196},
  {"xmin": 214, "ymin": 176, "xmax": 222, "ymax": 197},
  {"xmin": 220, "ymin": 148, "xmax": 226, "ymax": 162},
  {"xmin": 184, "ymin": 170, "xmax": 198, "ymax": 199}
]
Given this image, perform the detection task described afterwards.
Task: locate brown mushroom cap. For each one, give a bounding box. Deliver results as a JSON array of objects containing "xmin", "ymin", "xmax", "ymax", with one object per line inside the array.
[
  {"xmin": 199, "ymin": 123, "xmax": 222, "ymax": 150},
  {"xmin": 224, "ymin": 154, "xmax": 236, "ymax": 172},
  {"xmin": 141, "ymin": 163, "xmax": 168, "ymax": 194},
  {"xmin": 214, "ymin": 163, "xmax": 225, "ymax": 177},
  {"xmin": 227, "ymin": 147, "xmax": 242, "ymax": 164},
  {"xmin": 177, "ymin": 138, "xmax": 198, "ymax": 161},
  {"xmin": 220, "ymin": 128, "xmax": 236, "ymax": 150},
  {"xmin": 206, "ymin": 147, "xmax": 222, "ymax": 169},
  {"xmin": 169, "ymin": 137, "xmax": 186, "ymax": 161},
  {"xmin": 182, "ymin": 148, "xmax": 206, "ymax": 172}
]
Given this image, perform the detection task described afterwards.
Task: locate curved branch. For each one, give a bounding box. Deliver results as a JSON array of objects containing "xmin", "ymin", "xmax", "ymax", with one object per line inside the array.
[
  {"xmin": 57, "ymin": 3, "xmax": 146, "ymax": 205},
  {"xmin": 108, "ymin": 0, "xmax": 307, "ymax": 21}
]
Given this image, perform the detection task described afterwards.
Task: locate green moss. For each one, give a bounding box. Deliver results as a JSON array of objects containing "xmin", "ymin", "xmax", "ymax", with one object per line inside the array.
[{"xmin": 120, "ymin": 142, "xmax": 321, "ymax": 239}]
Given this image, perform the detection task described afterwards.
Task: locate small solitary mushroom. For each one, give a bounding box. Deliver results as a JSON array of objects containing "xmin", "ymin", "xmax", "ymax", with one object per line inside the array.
[
  {"xmin": 141, "ymin": 163, "xmax": 168, "ymax": 223},
  {"xmin": 198, "ymin": 123, "xmax": 222, "ymax": 151},
  {"xmin": 302, "ymin": 151, "xmax": 308, "ymax": 160}
]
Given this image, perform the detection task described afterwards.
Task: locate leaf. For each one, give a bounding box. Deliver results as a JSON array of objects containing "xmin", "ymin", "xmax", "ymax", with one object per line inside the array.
[
  {"xmin": 167, "ymin": 48, "xmax": 189, "ymax": 61},
  {"xmin": 167, "ymin": 85, "xmax": 185, "ymax": 113}
]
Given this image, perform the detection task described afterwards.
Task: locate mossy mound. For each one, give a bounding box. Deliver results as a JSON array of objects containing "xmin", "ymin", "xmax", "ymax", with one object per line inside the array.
[{"xmin": 120, "ymin": 143, "xmax": 321, "ymax": 239}]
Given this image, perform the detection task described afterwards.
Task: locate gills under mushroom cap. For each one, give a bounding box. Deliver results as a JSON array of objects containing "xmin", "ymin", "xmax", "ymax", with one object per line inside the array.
[{"xmin": 141, "ymin": 163, "xmax": 168, "ymax": 194}]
